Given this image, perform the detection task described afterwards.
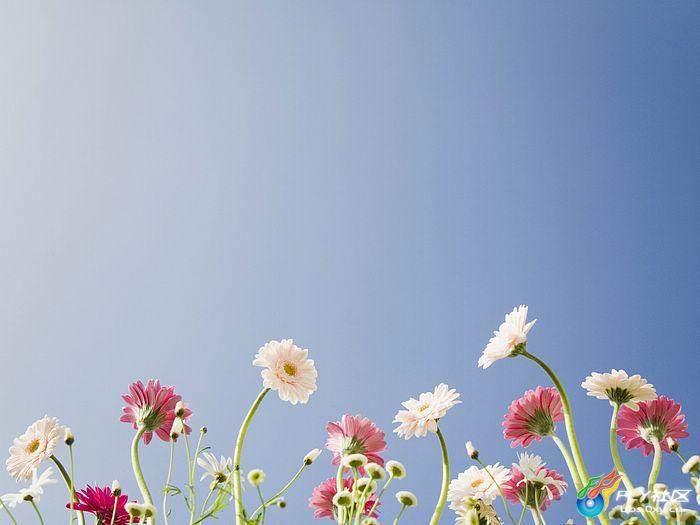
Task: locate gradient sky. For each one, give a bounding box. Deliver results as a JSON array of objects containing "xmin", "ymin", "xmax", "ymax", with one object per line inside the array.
[{"xmin": 1, "ymin": 2, "xmax": 699, "ymax": 523}]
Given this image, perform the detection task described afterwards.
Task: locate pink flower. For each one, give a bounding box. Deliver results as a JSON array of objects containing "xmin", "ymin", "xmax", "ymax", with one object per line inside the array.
[
  {"xmin": 326, "ymin": 414, "xmax": 387, "ymax": 469},
  {"xmin": 617, "ymin": 396, "xmax": 689, "ymax": 456},
  {"xmin": 503, "ymin": 387, "xmax": 563, "ymax": 448},
  {"xmin": 308, "ymin": 477, "xmax": 379, "ymax": 520},
  {"xmin": 120, "ymin": 379, "xmax": 192, "ymax": 444},
  {"xmin": 68, "ymin": 485, "xmax": 139, "ymax": 525},
  {"xmin": 503, "ymin": 463, "xmax": 567, "ymax": 511}
]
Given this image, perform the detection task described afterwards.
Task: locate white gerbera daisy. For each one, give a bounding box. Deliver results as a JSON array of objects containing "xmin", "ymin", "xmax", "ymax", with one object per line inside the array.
[
  {"xmin": 454, "ymin": 502, "xmax": 502, "ymax": 525},
  {"xmin": 581, "ymin": 369, "xmax": 657, "ymax": 409},
  {"xmin": 6, "ymin": 416, "xmax": 64, "ymax": 481},
  {"xmin": 513, "ymin": 452, "xmax": 546, "ymax": 478},
  {"xmin": 393, "ymin": 383, "xmax": 461, "ymax": 439},
  {"xmin": 1, "ymin": 467, "xmax": 57, "ymax": 507},
  {"xmin": 197, "ymin": 452, "xmax": 233, "ymax": 482},
  {"xmin": 478, "ymin": 305, "xmax": 536, "ymax": 369},
  {"xmin": 253, "ymin": 339, "xmax": 317, "ymax": 404},
  {"xmin": 517, "ymin": 459, "xmax": 568, "ymax": 500},
  {"xmin": 448, "ymin": 464, "xmax": 511, "ymax": 507}
]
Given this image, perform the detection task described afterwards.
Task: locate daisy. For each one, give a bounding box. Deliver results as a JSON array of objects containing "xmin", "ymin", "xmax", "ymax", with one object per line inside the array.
[
  {"xmin": 478, "ymin": 305, "xmax": 536, "ymax": 369},
  {"xmin": 1, "ymin": 467, "xmax": 57, "ymax": 507},
  {"xmin": 393, "ymin": 384, "xmax": 461, "ymax": 439},
  {"xmin": 503, "ymin": 387, "xmax": 563, "ymax": 448},
  {"xmin": 253, "ymin": 339, "xmax": 317, "ymax": 404},
  {"xmin": 448, "ymin": 464, "xmax": 511, "ymax": 508},
  {"xmin": 454, "ymin": 501, "xmax": 502, "ymax": 525},
  {"xmin": 503, "ymin": 454, "xmax": 567, "ymax": 511},
  {"xmin": 6, "ymin": 415, "xmax": 64, "ymax": 481},
  {"xmin": 308, "ymin": 477, "xmax": 379, "ymax": 520},
  {"xmin": 326, "ymin": 414, "xmax": 387, "ymax": 468},
  {"xmin": 197, "ymin": 452, "xmax": 233, "ymax": 483},
  {"xmin": 617, "ymin": 396, "xmax": 689, "ymax": 456},
  {"xmin": 69, "ymin": 485, "xmax": 138, "ymax": 525},
  {"xmin": 581, "ymin": 370, "xmax": 657, "ymax": 409},
  {"xmin": 120, "ymin": 379, "xmax": 192, "ymax": 444}
]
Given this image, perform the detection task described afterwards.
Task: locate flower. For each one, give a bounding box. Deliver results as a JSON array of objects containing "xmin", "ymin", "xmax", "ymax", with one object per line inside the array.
[
  {"xmin": 581, "ymin": 370, "xmax": 657, "ymax": 409},
  {"xmin": 454, "ymin": 501, "xmax": 502, "ymax": 525},
  {"xmin": 682, "ymin": 455, "xmax": 700, "ymax": 474},
  {"xmin": 503, "ymin": 387, "xmax": 563, "ymax": 448},
  {"xmin": 1, "ymin": 467, "xmax": 57, "ymax": 508},
  {"xmin": 448, "ymin": 464, "xmax": 511, "ymax": 508},
  {"xmin": 6, "ymin": 415, "xmax": 64, "ymax": 481},
  {"xmin": 342, "ymin": 453, "xmax": 368, "ymax": 469},
  {"xmin": 112, "ymin": 480, "xmax": 121, "ymax": 496},
  {"xmin": 396, "ymin": 491, "xmax": 418, "ymax": 507},
  {"xmin": 304, "ymin": 448, "xmax": 322, "ymax": 465},
  {"xmin": 64, "ymin": 428, "xmax": 74, "ymax": 446},
  {"xmin": 120, "ymin": 379, "xmax": 192, "ymax": 444},
  {"xmin": 386, "ymin": 460, "xmax": 407, "ymax": 479},
  {"xmin": 393, "ymin": 383, "xmax": 461, "ymax": 439},
  {"xmin": 253, "ymin": 339, "xmax": 317, "ymax": 404},
  {"xmin": 466, "ymin": 441, "xmax": 479, "ymax": 460},
  {"xmin": 365, "ymin": 463, "xmax": 386, "ymax": 480},
  {"xmin": 197, "ymin": 452, "xmax": 233, "ymax": 483},
  {"xmin": 503, "ymin": 454, "xmax": 567, "ymax": 511},
  {"xmin": 247, "ymin": 469, "xmax": 265, "ymax": 486},
  {"xmin": 69, "ymin": 484, "xmax": 139, "ymax": 525},
  {"xmin": 308, "ymin": 477, "xmax": 379, "ymax": 520},
  {"xmin": 617, "ymin": 396, "xmax": 689, "ymax": 456},
  {"xmin": 478, "ymin": 305, "xmax": 536, "ymax": 369},
  {"xmin": 333, "ymin": 490, "xmax": 353, "ymax": 507},
  {"xmin": 326, "ymin": 414, "xmax": 387, "ymax": 468}
]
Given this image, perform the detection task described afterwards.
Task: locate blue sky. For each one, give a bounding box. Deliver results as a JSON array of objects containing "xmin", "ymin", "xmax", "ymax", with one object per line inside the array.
[{"xmin": 0, "ymin": 2, "xmax": 698, "ymax": 523}]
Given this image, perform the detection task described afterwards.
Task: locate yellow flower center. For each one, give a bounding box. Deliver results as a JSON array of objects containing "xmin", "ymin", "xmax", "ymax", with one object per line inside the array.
[
  {"xmin": 283, "ymin": 361, "xmax": 297, "ymax": 377},
  {"xmin": 418, "ymin": 403, "xmax": 430, "ymax": 412},
  {"xmin": 471, "ymin": 478, "xmax": 485, "ymax": 488},
  {"xmin": 26, "ymin": 438, "xmax": 41, "ymax": 454}
]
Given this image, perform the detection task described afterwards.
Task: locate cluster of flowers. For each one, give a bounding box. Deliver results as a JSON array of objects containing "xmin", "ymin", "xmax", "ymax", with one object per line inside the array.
[{"xmin": 1, "ymin": 309, "xmax": 698, "ymax": 525}]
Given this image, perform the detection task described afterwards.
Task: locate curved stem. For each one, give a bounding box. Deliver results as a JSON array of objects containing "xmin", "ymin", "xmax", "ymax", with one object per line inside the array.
[
  {"xmin": 550, "ymin": 434, "xmax": 583, "ymax": 491},
  {"xmin": 162, "ymin": 439, "xmax": 176, "ymax": 525},
  {"xmin": 30, "ymin": 500, "xmax": 45, "ymax": 525},
  {"xmin": 475, "ymin": 457, "xmax": 517, "ymax": 525},
  {"xmin": 609, "ymin": 404, "xmax": 634, "ymax": 491},
  {"xmin": 256, "ymin": 485, "xmax": 267, "ymax": 525},
  {"xmin": 368, "ymin": 474, "xmax": 394, "ymax": 517},
  {"xmin": 335, "ymin": 463, "xmax": 345, "ymax": 524},
  {"xmin": 252, "ymin": 463, "xmax": 308, "ymax": 518},
  {"xmin": 233, "ymin": 388, "xmax": 270, "ymax": 525},
  {"xmin": 51, "ymin": 455, "xmax": 85, "ymax": 525},
  {"xmin": 517, "ymin": 483, "xmax": 528, "ymax": 525},
  {"xmin": 648, "ymin": 437, "xmax": 663, "ymax": 492},
  {"xmin": 0, "ymin": 499, "xmax": 18, "ymax": 525},
  {"xmin": 68, "ymin": 444, "xmax": 76, "ymax": 525},
  {"xmin": 131, "ymin": 427, "xmax": 154, "ymax": 511},
  {"xmin": 199, "ymin": 486, "xmax": 216, "ymax": 519},
  {"xmin": 429, "ymin": 427, "xmax": 450, "ymax": 525},
  {"xmin": 529, "ymin": 507, "xmax": 542, "ymax": 525},
  {"xmin": 109, "ymin": 496, "xmax": 119, "ymax": 525},
  {"xmin": 393, "ymin": 504, "xmax": 407, "ymax": 525}
]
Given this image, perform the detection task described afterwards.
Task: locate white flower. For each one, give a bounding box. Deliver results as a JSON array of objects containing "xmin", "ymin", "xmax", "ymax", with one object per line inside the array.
[
  {"xmin": 247, "ymin": 469, "xmax": 265, "ymax": 486},
  {"xmin": 6, "ymin": 416, "xmax": 64, "ymax": 481},
  {"xmin": 454, "ymin": 501, "xmax": 502, "ymax": 525},
  {"xmin": 478, "ymin": 305, "xmax": 536, "ymax": 369},
  {"xmin": 1, "ymin": 467, "xmax": 57, "ymax": 507},
  {"xmin": 365, "ymin": 463, "xmax": 386, "ymax": 480},
  {"xmin": 448, "ymin": 464, "xmax": 511, "ymax": 507},
  {"xmin": 386, "ymin": 460, "xmax": 407, "ymax": 479},
  {"xmin": 197, "ymin": 452, "xmax": 233, "ymax": 482},
  {"xmin": 342, "ymin": 453, "xmax": 368, "ymax": 469},
  {"xmin": 125, "ymin": 502, "xmax": 145, "ymax": 517},
  {"xmin": 393, "ymin": 383, "xmax": 461, "ymax": 439},
  {"xmin": 516, "ymin": 456, "xmax": 568, "ymax": 500},
  {"xmin": 304, "ymin": 448, "xmax": 322, "ymax": 465},
  {"xmin": 466, "ymin": 441, "xmax": 479, "ymax": 460},
  {"xmin": 682, "ymin": 455, "xmax": 700, "ymax": 474},
  {"xmin": 170, "ymin": 417, "xmax": 184, "ymax": 438},
  {"xmin": 581, "ymin": 369, "xmax": 657, "ymax": 409},
  {"xmin": 396, "ymin": 491, "xmax": 418, "ymax": 507},
  {"xmin": 111, "ymin": 479, "xmax": 121, "ymax": 496},
  {"xmin": 253, "ymin": 339, "xmax": 317, "ymax": 404},
  {"xmin": 513, "ymin": 452, "xmax": 546, "ymax": 479}
]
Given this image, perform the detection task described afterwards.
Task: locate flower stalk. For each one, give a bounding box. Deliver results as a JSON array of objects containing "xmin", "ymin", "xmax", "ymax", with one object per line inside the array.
[{"xmin": 429, "ymin": 427, "xmax": 450, "ymax": 525}]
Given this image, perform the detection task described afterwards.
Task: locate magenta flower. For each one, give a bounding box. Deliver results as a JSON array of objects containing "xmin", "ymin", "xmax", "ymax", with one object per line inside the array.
[
  {"xmin": 503, "ymin": 387, "xmax": 563, "ymax": 448},
  {"xmin": 617, "ymin": 396, "xmax": 689, "ymax": 456},
  {"xmin": 68, "ymin": 485, "xmax": 139, "ymax": 525},
  {"xmin": 326, "ymin": 414, "xmax": 387, "ymax": 468},
  {"xmin": 120, "ymin": 379, "xmax": 192, "ymax": 444},
  {"xmin": 502, "ymin": 455, "xmax": 567, "ymax": 511},
  {"xmin": 308, "ymin": 477, "xmax": 379, "ymax": 520}
]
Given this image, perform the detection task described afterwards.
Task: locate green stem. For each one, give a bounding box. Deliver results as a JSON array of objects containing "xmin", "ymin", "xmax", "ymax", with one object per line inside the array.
[
  {"xmin": 199, "ymin": 486, "xmax": 216, "ymax": 519},
  {"xmin": 393, "ymin": 505, "xmax": 407, "ymax": 525},
  {"xmin": 183, "ymin": 429, "xmax": 196, "ymax": 525},
  {"xmin": 550, "ymin": 434, "xmax": 583, "ymax": 491},
  {"xmin": 368, "ymin": 475, "xmax": 394, "ymax": 517},
  {"xmin": 252, "ymin": 463, "xmax": 308, "ymax": 518},
  {"xmin": 609, "ymin": 404, "xmax": 634, "ymax": 491},
  {"xmin": 30, "ymin": 499, "xmax": 45, "ymax": 525},
  {"xmin": 131, "ymin": 426, "xmax": 154, "ymax": 525},
  {"xmin": 429, "ymin": 427, "xmax": 450, "ymax": 525},
  {"xmin": 51, "ymin": 455, "xmax": 85, "ymax": 525},
  {"xmin": 648, "ymin": 437, "xmax": 663, "ymax": 492},
  {"xmin": 335, "ymin": 463, "xmax": 345, "ymax": 525},
  {"xmin": 68, "ymin": 444, "xmax": 76, "ymax": 525},
  {"xmin": 476, "ymin": 457, "xmax": 517, "ymax": 525},
  {"xmin": 529, "ymin": 507, "xmax": 542, "ymax": 525},
  {"xmin": 109, "ymin": 496, "xmax": 118, "ymax": 525},
  {"xmin": 233, "ymin": 388, "xmax": 270, "ymax": 525},
  {"xmin": 163, "ymin": 439, "xmax": 176, "ymax": 525},
  {"xmin": 517, "ymin": 484, "xmax": 528, "ymax": 525},
  {"xmin": 0, "ymin": 498, "xmax": 17, "ymax": 525},
  {"xmin": 256, "ymin": 485, "xmax": 266, "ymax": 525}
]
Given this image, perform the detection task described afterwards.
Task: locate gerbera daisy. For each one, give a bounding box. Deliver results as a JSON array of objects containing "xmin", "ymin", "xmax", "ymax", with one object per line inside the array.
[
  {"xmin": 454, "ymin": 501, "xmax": 502, "ymax": 525},
  {"xmin": 448, "ymin": 464, "xmax": 511, "ymax": 508},
  {"xmin": 503, "ymin": 387, "xmax": 563, "ymax": 448},
  {"xmin": 326, "ymin": 414, "xmax": 387, "ymax": 468},
  {"xmin": 478, "ymin": 305, "xmax": 536, "ymax": 369},
  {"xmin": 1, "ymin": 467, "xmax": 57, "ymax": 507},
  {"xmin": 6, "ymin": 415, "xmax": 64, "ymax": 481},
  {"xmin": 197, "ymin": 452, "xmax": 232, "ymax": 483},
  {"xmin": 581, "ymin": 370, "xmax": 657, "ymax": 409},
  {"xmin": 69, "ymin": 484, "xmax": 139, "ymax": 525},
  {"xmin": 393, "ymin": 384, "xmax": 461, "ymax": 439},
  {"xmin": 253, "ymin": 339, "xmax": 317, "ymax": 404},
  {"xmin": 308, "ymin": 477, "xmax": 379, "ymax": 520},
  {"xmin": 617, "ymin": 396, "xmax": 689, "ymax": 456},
  {"xmin": 503, "ymin": 453, "xmax": 567, "ymax": 511},
  {"xmin": 120, "ymin": 379, "xmax": 192, "ymax": 444}
]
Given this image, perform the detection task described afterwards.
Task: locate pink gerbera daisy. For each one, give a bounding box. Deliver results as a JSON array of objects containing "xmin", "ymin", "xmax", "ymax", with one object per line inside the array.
[
  {"xmin": 326, "ymin": 414, "xmax": 387, "ymax": 468},
  {"xmin": 68, "ymin": 485, "xmax": 139, "ymax": 525},
  {"xmin": 308, "ymin": 477, "xmax": 379, "ymax": 520},
  {"xmin": 120, "ymin": 379, "xmax": 192, "ymax": 444},
  {"xmin": 503, "ymin": 387, "xmax": 563, "ymax": 448},
  {"xmin": 617, "ymin": 396, "xmax": 689, "ymax": 456},
  {"xmin": 503, "ymin": 454, "xmax": 567, "ymax": 511}
]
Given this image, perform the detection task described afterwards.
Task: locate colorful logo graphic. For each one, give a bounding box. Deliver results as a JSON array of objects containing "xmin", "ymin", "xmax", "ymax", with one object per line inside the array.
[{"xmin": 576, "ymin": 469, "xmax": 623, "ymax": 518}]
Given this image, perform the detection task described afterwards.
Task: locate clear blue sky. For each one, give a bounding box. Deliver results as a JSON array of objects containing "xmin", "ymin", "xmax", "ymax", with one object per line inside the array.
[{"xmin": 1, "ymin": 2, "xmax": 698, "ymax": 523}]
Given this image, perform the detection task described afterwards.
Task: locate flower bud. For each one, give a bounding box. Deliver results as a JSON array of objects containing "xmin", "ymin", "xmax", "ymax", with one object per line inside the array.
[
  {"xmin": 355, "ymin": 477, "xmax": 377, "ymax": 495},
  {"xmin": 175, "ymin": 401, "xmax": 185, "ymax": 418},
  {"xmin": 200, "ymin": 426, "xmax": 207, "ymax": 435},
  {"xmin": 466, "ymin": 441, "xmax": 479, "ymax": 460},
  {"xmin": 247, "ymin": 469, "xmax": 265, "ymax": 487},
  {"xmin": 304, "ymin": 448, "xmax": 322, "ymax": 465},
  {"xmin": 64, "ymin": 427, "xmax": 75, "ymax": 446},
  {"xmin": 682, "ymin": 455, "xmax": 700, "ymax": 475},
  {"xmin": 342, "ymin": 454, "xmax": 368, "ymax": 469},
  {"xmin": 385, "ymin": 460, "xmax": 407, "ymax": 479},
  {"xmin": 143, "ymin": 504, "xmax": 157, "ymax": 518},
  {"xmin": 365, "ymin": 463, "xmax": 386, "ymax": 480},
  {"xmin": 170, "ymin": 418, "xmax": 184, "ymax": 440},
  {"xmin": 396, "ymin": 490, "xmax": 418, "ymax": 507},
  {"xmin": 111, "ymin": 480, "xmax": 121, "ymax": 496},
  {"xmin": 277, "ymin": 499, "xmax": 287, "ymax": 509},
  {"xmin": 333, "ymin": 490, "xmax": 352, "ymax": 507},
  {"xmin": 125, "ymin": 503, "xmax": 144, "ymax": 517},
  {"xmin": 667, "ymin": 437, "xmax": 679, "ymax": 452}
]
